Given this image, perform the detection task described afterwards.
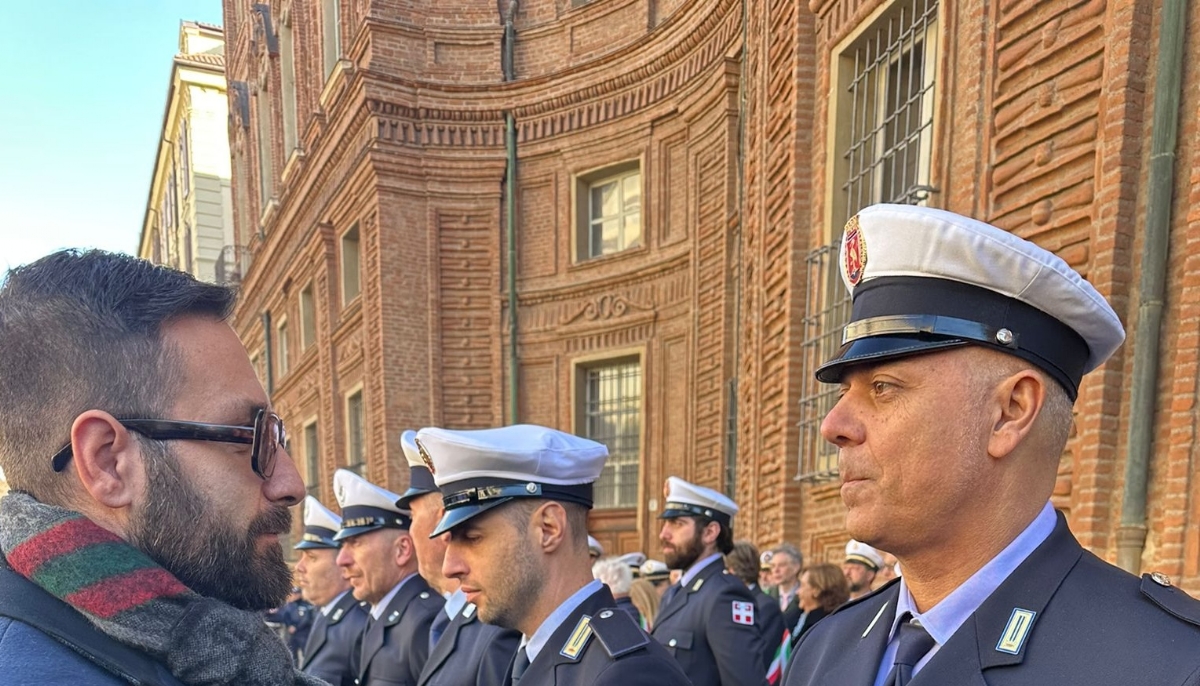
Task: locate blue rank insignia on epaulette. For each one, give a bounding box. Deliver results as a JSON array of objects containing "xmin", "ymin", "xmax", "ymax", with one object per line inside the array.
[{"xmin": 559, "ymin": 616, "xmax": 593, "ymax": 660}]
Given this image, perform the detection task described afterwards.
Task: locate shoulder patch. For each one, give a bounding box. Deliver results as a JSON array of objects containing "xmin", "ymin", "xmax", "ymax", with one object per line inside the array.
[
  {"xmin": 590, "ymin": 608, "xmax": 650, "ymax": 658},
  {"xmin": 560, "ymin": 615, "xmax": 593, "ymax": 660},
  {"xmin": 732, "ymin": 601, "xmax": 755, "ymax": 626},
  {"xmin": 1141, "ymin": 573, "xmax": 1200, "ymax": 628}
]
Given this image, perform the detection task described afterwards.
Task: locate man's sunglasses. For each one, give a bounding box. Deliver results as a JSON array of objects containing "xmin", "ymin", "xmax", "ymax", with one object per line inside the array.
[{"xmin": 51, "ymin": 409, "xmax": 286, "ymax": 480}]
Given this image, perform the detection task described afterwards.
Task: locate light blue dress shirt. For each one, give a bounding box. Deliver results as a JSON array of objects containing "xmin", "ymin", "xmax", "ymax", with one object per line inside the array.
[
  {"xmin": 523, "ymin": 579, "xmax": 604, "ymax": 663},
  {"xmin": 443, "ymin": 587, "xmax": 468, "ymax": 621},
  {"xmin": 871, "ymin": 501, "xmax": 1057, "ymax": 686}
]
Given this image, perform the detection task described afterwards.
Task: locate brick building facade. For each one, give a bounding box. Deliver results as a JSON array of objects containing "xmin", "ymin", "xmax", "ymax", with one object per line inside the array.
[{"xmin": 221, "ymin": 0, "xmax": 1200, "ymax": 594}]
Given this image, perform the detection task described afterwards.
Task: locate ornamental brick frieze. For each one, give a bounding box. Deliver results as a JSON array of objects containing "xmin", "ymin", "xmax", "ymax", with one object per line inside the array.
[{"xmin": 364, "ymin": 0, "xmax": 739, "ymax": 148}]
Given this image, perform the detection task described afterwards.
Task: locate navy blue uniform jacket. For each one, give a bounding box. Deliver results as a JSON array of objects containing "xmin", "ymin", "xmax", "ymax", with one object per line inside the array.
[
  {"xmin": 651, "ymin": 558, "xmax": 770, "ymax": 686},
  {"xmin": 783, "ymin": 512, "xmax": 1200, "ymax": 685},
  {"xmin": 418, "ymin": 601, "xmax": 520, "ymax": 686},
  {"xmin": 301, "ymin": 590, "xmax": 369, "ymax": 686},
  {"xmin": 359, "ymin": 575, "xmax": 445, "ymax": 686},
  {"xmin": 506, "ymin": 584, "xmax": 692, "ymax": 685}
]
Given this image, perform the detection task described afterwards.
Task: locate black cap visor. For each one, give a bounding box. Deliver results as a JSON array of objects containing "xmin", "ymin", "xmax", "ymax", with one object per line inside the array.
[{"xmin": 430, "ymin": 497, "xmax": 514, "ymax": 538}]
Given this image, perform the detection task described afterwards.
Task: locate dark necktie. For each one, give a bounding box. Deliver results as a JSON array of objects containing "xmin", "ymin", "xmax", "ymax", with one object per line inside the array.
[
  {"xmin": 511, "ymin": 646, "xmax": 530, "ymax": 685},
  {"xmin": 885, "ymin": 613, "xmax": 937, "ymax": 686},
  {"xmin": 429, "ymin": 610, "xmax": 451, "ymax": 652},
  {"xmin": 302, "ymin": 610, "xmax": 328, "ymax": 661}
]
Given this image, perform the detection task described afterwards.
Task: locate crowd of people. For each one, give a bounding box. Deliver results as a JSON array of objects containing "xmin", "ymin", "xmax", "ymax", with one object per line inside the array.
[{"xmin": 2, "ymin": 204, "xmax": 1199, "ymax": 685}]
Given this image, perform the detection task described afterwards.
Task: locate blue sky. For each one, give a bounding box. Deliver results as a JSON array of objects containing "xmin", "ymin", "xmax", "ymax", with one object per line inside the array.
[{"xmin": 0, "ymin": 1, "xmax": 225, "ymax": 274}]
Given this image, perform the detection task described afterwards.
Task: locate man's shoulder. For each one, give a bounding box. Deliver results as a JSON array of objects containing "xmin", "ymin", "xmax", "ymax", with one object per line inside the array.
[
  {"xmin": 1066, "ymin": 550, "xmax": 1200, "ymax": 634},
  {"xmin": 582, "ymin": 611, "xmax": 691, "ymax": 685},
  {"xmin": 0, "ymin": 617, "xmax": 128, "ymax": 684}
]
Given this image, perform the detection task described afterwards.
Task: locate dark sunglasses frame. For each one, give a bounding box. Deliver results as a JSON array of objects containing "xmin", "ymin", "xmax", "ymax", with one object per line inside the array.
[{"xmin": 51, "ymin": 409, "xmax": 285, "ymax": 480}]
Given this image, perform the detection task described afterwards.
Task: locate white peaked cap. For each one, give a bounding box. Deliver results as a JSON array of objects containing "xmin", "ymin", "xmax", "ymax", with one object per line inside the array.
[
  {"xmin": 661, "ymin": 476, "xmax": 739, "ymax": 523},
  {"xmin": 844, "ymin": 539, "xmax": 885, "ymax": 571},
  {"xmin": 818, "ymin": 204, "xmax": 1125, "ymax": 400},
  {"xmin": 617, "ymin": 552, "xmax": 647, "ymax": 568},
  {"xmin": 334, "ymin": 469, "xmax": 404, "ymax": 511},
  {"xmin": 419, "ymin": 424, "xmax": 608, "ymax": 487},
  {"xmin": 400, "ymin": 429, "xmax": 423, "ymax": 469},
  {"xmin": 304, "ymin": 495, "xmax": 342, "ymax": 531},
  {"xmin": 332, "ymin": 469, "xmax": 411, "ymax": 541},
  {"xmin": 588, "ymin": 535, "xmax": 605, "ymax": 556}
]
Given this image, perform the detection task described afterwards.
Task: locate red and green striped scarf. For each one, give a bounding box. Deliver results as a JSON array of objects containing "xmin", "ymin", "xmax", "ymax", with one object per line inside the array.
[
  {"xmin": 0, "ymin": 491, "xmax": 325, "ymax": 686},
  {"xmin": 5, "ymin": 512, "xmax": 191, "ymax": 620}
]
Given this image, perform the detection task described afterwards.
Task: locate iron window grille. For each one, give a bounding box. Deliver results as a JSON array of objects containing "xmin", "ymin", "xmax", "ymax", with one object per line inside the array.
[
  {"xmin": 581, "ymin": 360, "xmax": 642, "ymax": 508},
  {"xmin": 304, "ymin": 422, "xmax": 320, "ymax": 498},
  {"xmin": 346, "ymin": 390, "xmax": 364, "ymax": 475},
  {"xmin": 798, "ymin": 0, "xmax": 938, "ymax": 481}
]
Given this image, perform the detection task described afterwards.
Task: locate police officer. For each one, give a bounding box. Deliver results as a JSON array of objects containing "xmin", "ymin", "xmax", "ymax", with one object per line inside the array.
[
  {"xmin": 334, "ymin": 469, "xmax": 444, "ymax": 686},
  {"xmin": 295, "ymin": 496, "xmax": 369, "ymax": 686},
  {"xmin": 784, "ymin": 204, "xmax": 1200, "ymax": 685},
  {"xmin": 841, "ymin": 540, "xmax": 883, "ymax": 600},
  {"xmin": 417, "ymin": 424, "xmax": 691, "ymax": 686},
  {"xmin": 393, "ymin": 430, "xmax": 520, "ymax": 686},
  {"xmin": 652, "ymin": 476, "xmax": 768, "ymax": 686}
]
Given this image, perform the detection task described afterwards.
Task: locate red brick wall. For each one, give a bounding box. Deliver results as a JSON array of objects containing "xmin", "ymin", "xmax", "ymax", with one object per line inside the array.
[{"xmin": 224, "ymin": 0, "xmax": 1200, "ymax": 591}]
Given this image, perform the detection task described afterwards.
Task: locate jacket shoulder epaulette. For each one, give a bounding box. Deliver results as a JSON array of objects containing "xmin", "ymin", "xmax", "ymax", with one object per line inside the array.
[
  {"xmin": 590, "ymin": 607, "xmax": 649, "ymax": 658},
  {"xmin": 1140, "ymin": 573, "xmax": 1200, "ymax": 628}
]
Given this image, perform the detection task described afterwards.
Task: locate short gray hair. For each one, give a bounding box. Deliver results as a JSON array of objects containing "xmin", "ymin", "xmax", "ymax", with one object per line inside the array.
[{"xmin": 592, "ymin": 556, "xmax": 633, "ymax": 594}]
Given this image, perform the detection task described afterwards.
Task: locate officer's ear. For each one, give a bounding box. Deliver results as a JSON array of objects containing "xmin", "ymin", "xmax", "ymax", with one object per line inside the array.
[
  {"xmin": 70, "ymin": 409, "xmax": 144, "ymax": 512},
  {"xmin": 987, "ymin": 367, "xmax": 1045, "ymax": 461},
  {"xmin": 700, "ymin": 519, "xmax": 721, "ymax": 547},
  {"xmin": 532, "ymin": 501, "xmax": 568, "ymax": 553},
  {"xmin": 393, "ymin": 531, "xmax": 415, "ymax": 567}
]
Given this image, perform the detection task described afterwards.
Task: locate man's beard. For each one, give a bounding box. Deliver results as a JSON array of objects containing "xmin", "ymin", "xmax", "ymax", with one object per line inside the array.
[
  {"xmin": 664, "ymin": 528, "xmax": 705, "ymax": 571},
  {"xmin": 127, "ymin": 442, "xmax": 294, "ymax": 610},
  {"xmin": 477, "ymin": 537, "xmax": 542, "ymax": 630}
]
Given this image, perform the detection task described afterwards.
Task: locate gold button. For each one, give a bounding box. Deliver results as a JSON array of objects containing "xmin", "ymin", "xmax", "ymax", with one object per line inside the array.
[{"xmin": 1151, "ymin": 571, "xmax": 1172, "ymax": 587}]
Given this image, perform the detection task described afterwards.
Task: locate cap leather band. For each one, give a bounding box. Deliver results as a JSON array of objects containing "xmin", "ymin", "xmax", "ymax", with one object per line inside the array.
[
  {"xmin": 845, "ymin": 554, "xmax": 880, "ymax": 571},
  {"xmin": 843, "ymin": 314, "xmax": 1017, "ymax": 349},
  {"xmin": 661, "ymin": 501, "xmax": 733, "ymax": 525},
  {"xmin": 442, "ymin": 480, "xmax": 594, "ymax": 510},
  {"xmin": 340, "ymin": 504, "xmax": 411, "ymax": 530}
]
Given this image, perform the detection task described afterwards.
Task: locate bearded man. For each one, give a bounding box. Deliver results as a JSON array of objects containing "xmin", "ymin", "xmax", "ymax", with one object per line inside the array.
[
  {"xmin": 0, "ymin": 250, "xmax": 320, "ymax": 684},
  {"xmin": 652, "ymin": 476, "xmax": 769, "ymax": 686}
]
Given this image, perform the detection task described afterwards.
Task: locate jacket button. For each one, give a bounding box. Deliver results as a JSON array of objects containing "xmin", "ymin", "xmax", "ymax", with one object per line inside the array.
[
  {"xmin": 1151, "ymin": 571, "xmax": 1172, "ymax": 587},
  {"xmin": 668, "ymin": 639, "xmax": 677, "ymax": 647}
]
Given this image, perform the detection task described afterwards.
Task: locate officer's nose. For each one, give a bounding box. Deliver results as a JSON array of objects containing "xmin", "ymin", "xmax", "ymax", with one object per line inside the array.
[
  {"xmin": 442, "ymin": 542, "xmax": 467, "ymax": 581},
  {"xmin": 820, "ymin": 386, "xmax": 865, "ymax": 448},
  {"xmin": 335, "ymin": 544, "xmax": 353, "ymax": 568}
]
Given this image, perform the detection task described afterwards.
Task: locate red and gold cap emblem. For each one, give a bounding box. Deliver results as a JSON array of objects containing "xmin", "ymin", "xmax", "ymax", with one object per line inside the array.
[{"xmin": 843, "ymin": 214, "xmax": 868, "ymax": 287}]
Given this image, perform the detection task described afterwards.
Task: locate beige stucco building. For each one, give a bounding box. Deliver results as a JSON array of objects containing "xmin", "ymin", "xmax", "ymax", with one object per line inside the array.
[{"xmin": 139, "ymin": 21, "xmax": 236, "ymax": 284}]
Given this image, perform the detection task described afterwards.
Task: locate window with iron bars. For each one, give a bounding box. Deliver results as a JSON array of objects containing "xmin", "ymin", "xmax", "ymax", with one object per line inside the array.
[
  {"xmin": 798, "ymin": 0, "xmax": 938, "ymax": 481},
  {"xmin": 580, "ymin": 359, "xmax": 641, "ymax": 508},
  {"xmin": 304, "ymin": 421, "xmax": 320, "ymax": 498},
  {"xmin": 346, "ymin": 389, "xmax": 365, "ymax": 476}
]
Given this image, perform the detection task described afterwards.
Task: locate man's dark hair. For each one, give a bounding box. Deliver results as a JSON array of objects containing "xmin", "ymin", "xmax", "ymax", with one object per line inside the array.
[
  {"xmin": 690, "ymin": 514, "xmax": 735, "ymax": 555},
  {"xmin": 771, "ymin": 543, "xmax": 803, "ymax": 569},
  {"xmin": 0, "ymin": 250, "xmax": 236, "ymax": 504}
]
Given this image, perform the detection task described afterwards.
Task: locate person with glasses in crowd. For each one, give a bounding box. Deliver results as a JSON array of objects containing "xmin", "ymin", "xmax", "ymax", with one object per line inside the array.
[{"xmin": 0, "ymin": 250, "xmax": 322, "ymax": 684}]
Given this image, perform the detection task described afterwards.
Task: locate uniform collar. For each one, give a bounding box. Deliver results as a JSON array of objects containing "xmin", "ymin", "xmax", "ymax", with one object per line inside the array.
[
  {"xmin": 887, "ymin": 501, "xmax": 1057, "ymax": 647},
  {"xmin": 322, "ymin": 589, "xmax": 353, "ymax": 616},
  {"xmin": 523, "ymin": 579, "xmax": 603, "ymax": 663},
  {"xmin": 370, "ymin": 572, "xmax": 417, "ymax": 619},
  {"xmin": 679, "ymin": 552, "xmax": 723, "ymax": 588},
  {"xmin": 445, "ymin": 587, "xmax": 469, "ymax": 620}
]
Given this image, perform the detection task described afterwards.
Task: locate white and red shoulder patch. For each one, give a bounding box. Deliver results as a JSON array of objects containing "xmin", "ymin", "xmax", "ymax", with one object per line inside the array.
[{"xmin": 732, "ymin": 601, "xmax": 755, "ymax": 626}]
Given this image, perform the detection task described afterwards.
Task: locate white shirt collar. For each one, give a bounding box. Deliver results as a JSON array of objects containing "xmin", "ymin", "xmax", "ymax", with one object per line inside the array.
[{"xmin": 445, "ymin": 587, "xmax": 469, "ymax": 620}]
